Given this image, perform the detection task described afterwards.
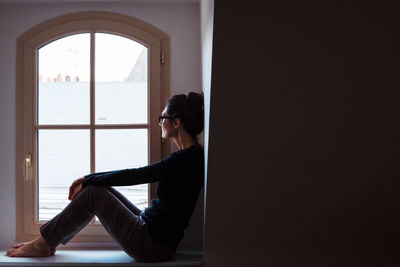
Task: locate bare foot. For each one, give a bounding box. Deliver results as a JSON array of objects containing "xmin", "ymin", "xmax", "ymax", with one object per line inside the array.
[
  {"xmin": 9, "ymin": 242, "xmax": 56, "ymax": 256},
  {"xmin": 12, "ymin": 242, "xmax": 56, "ymax": 256},
  {"xmin": 6, "ymin": 236, "xmax": 54, "ymax": 257}
]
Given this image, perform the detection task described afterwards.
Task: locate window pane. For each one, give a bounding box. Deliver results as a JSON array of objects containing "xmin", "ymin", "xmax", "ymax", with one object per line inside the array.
[
  {"xmin": 38, "ymin": 130, "xmax": 90, "ymax": 221},
  {"xmin": 95, "ymin": 33, "xmax": 148, "ymax": 124},
  {"xmin": 96, "ymin": 129, "xmax": 148, "ymax": 210},
  {"xmin": 38, "ymin": 33, "xmax": 90, "ymax": 125}
]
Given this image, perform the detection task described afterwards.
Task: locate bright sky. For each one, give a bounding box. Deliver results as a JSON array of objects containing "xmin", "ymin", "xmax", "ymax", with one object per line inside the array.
[{"xmin": 38, "ymin": 33, "xmax": 146, "ymax": 82}]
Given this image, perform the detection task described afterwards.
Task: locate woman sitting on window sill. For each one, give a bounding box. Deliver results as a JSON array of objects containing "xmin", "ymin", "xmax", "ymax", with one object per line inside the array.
[{"xmin": 7, "ymin": 92, "xmax": 204, "ymax": 262}]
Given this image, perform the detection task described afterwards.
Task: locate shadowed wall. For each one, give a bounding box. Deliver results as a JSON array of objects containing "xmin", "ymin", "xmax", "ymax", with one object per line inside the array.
[{"xmin": 204, "ymin": 1, "xmax": 400, "ymax": 266}]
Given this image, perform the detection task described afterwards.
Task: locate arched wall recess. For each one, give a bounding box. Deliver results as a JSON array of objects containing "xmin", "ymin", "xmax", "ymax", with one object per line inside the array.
[{"xmin": 16, "ymin": 11, "xmax": 170, "ymax": 244}]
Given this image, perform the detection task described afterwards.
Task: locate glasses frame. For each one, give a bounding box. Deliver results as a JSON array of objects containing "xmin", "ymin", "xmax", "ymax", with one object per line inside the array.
[{"xmin": 158, "ymin": 115, "xmax": 174, "ymax": 124}]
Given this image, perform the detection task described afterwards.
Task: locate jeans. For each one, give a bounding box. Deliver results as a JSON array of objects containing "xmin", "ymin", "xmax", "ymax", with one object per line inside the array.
[{"xmin": 40, "ymin": 185, "xmax": 175, "ymax": 262}]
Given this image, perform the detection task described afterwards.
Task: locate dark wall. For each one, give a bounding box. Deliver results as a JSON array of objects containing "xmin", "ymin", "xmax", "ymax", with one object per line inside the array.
[{"xmin": 204, "ymin": 1, "xmax": 400, "ymax": 266}]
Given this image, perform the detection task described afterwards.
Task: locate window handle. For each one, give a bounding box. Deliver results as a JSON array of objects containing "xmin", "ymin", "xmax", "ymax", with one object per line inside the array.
[{"xmin": 24, "ymin": 153, "xmax": 32, "ymax": 181}]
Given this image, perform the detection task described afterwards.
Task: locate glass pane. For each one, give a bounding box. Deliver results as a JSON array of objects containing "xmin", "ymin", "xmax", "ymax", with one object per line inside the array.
[
  {"xmin": 95, "ymin": 33, "xmax": 147, "ymax": 124},
  {"xmin": 96, "ymin": 129, "xmax": 148, "ymax": 210},
  {"xmin": 38, "ymin": 33, "xmax": 90, "ymax": 125},
  {"xmin": 38, "ymin": 130, "xmax": 90, "ymax": 221}
]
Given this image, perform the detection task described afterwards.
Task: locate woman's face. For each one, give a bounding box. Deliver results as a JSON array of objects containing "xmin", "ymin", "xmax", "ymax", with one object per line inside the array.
[{"xmin": 159, "ymin": 106, "xmax": 176, "ymax": 139}]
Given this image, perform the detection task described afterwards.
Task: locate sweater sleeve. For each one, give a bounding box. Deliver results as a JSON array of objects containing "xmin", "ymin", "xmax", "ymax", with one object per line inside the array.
[{"xmin": 82, "ymin": 155, "xmax": 175, "ymax": 188}]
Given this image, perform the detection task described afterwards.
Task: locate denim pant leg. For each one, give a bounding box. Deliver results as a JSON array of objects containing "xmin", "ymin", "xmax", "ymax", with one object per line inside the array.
[
  {"xmin": 97, "ymin": 187, "xmax": 176, "ymax": 261},
  {"xmin": 104, "ymin": 186, "xmax": 143, "ymax": 216},
  {"xmin": 40, "ymin": 185, "xmax": 175, "ymax": 262}
]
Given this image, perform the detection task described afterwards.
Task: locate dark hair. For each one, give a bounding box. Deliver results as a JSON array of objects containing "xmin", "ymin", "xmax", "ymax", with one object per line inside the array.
[{"xmin": 166, "ymin": 92, "xmax": 204, "ymax": 139}]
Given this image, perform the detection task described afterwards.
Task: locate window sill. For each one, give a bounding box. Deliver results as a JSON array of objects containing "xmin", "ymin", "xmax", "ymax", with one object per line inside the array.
[{"xmin": 0, "ymin": 250, "xmax": 202, "ymax": 267}]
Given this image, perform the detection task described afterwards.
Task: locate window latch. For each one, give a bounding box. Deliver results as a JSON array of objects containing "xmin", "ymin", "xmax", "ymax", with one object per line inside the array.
[
  {"xmin": 160, "ymin": 51, "xmax": 165, "ymax": 65},
  {"xmin": 24, "ymin": 153, "xmax": 32, "ymax": 181}
]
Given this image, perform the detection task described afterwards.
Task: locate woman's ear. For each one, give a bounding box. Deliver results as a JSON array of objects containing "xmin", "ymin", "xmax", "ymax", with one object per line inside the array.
[{"xmin": 173, "ymin": 118, "xmax": 181, "ymax": 129}]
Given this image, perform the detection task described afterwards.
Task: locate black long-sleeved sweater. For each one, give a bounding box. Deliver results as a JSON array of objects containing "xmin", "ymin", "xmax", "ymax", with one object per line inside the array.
[{"xmin": 82, "ymin": 145, "xmax": 204, "ymax": 249}]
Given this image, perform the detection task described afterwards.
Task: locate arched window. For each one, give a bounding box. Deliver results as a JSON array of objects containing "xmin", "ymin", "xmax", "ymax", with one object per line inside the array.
[{"xmin": 16, "ymin": 11, "xmax": 170, "ymax": 243}]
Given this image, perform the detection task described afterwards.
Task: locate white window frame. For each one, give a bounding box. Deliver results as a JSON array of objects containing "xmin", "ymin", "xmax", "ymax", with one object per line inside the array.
[{"xmin": 15, "ymin": 11, "xmax": 170, "ymax": 244}]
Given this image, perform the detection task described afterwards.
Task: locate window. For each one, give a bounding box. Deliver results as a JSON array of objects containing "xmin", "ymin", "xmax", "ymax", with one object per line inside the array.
[{"xmin": 16, "ymin": 11, "xmax": 170, "ymax": 243}]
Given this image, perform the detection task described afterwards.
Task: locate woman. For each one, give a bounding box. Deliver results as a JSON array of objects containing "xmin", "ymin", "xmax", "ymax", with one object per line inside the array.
[{"xmin": 7, "ymin": 92, "xmax": 204, "ymax": 262}]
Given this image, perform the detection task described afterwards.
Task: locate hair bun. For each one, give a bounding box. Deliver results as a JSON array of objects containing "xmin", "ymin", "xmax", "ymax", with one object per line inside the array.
[{"xmin": 187, "ymin": 92, "xmax": 204, "ymax": 111}]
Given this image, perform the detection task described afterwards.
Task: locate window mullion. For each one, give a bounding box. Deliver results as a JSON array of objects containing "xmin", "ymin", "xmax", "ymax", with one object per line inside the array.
[
  {"xmin": 90, "ymin": 31, "xmax": 95, "ymax": 175},
  {"xmin": 89, "ymin": 31, "xmax": 96, "ymax": 225}
]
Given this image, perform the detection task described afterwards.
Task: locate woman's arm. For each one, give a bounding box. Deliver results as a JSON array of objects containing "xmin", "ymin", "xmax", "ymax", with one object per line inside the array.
[{"xmin": 82, "ymin": 154, "xmax": 179, "ymax": 188}]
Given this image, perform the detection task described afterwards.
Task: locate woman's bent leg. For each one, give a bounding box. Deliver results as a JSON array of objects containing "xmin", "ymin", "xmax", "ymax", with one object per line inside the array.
[
  {"xmin": 40, "ymin": 185, "xmax": 173, "ymax": 261},
  {"xmin": 104, "ymin": 187, "xmax": 143, "ymax": 216},
  {"xmin": 103, "ymin": 187, "xmax": 175, "ymax": 262}
]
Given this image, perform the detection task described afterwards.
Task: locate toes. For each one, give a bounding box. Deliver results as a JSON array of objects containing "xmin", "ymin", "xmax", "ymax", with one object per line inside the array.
[
  {"xmin": 6, "ymin": 249, "xmax": 13, "ymax": 256},
  {"xmin": 6, "ymin": 249, "xmax": 16, "ymax": 257},
  {"xmin": 9, "ymin": 251, "xmax": 19, "ymax": 257},
  {"xmin": 6, "ymin": 247, "xmax": 26, "ymax": 257},
  {"xmin": 12, "ymin": 243, "xmax": 25, "ymax": 249}
]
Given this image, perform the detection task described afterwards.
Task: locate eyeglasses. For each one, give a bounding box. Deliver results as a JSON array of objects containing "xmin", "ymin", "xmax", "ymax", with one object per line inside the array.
[{"xmin": 158, "ymin": 115, "xmax": 174, "ymax": 124}]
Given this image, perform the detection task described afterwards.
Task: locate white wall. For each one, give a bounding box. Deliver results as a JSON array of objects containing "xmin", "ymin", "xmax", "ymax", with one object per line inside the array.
[
  {"xmin": 199, "ymin": 0, "xmax": 213, "ymax": 264},
  {"xmin": 0, "ymin": 1, "xmax": 202, "ymax": 251},
  {"xmin": 200, "ymin": 1, "xmax": 213, "ymax": 262},
  {"xmin": 200, "ymin": 0, "xmax": 213, "ymax": 181}
]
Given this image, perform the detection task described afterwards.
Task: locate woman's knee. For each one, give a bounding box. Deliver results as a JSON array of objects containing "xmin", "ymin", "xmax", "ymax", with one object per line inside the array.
[
  {"xmin": 82, "ymin": 185, "xmax": 108, "ymax": 197},
  {"xmin": 80, "ymin": 185, "xmax": 111, "ymax": 211}
]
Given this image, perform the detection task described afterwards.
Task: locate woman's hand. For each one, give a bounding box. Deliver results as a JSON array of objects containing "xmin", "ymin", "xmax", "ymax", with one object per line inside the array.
[{"xmin": 68, "ymin": 177, "xmax": 84, "ymax": 201}]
